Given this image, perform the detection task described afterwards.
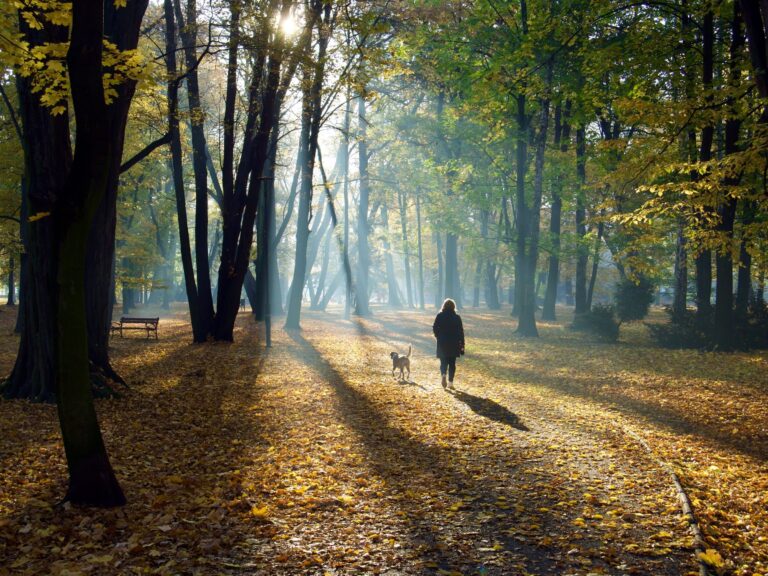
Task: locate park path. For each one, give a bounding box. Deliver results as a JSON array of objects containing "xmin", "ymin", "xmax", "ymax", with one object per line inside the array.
[{"xmin": 231, "ymin": 309, "xmax": 697, "ymax": 575}]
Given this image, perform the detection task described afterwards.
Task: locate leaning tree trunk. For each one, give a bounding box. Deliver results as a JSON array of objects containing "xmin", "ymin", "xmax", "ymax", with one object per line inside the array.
[
  {"xmin": 86, "ymin": 0, "xmax": 151, "ymax": 383},
  {"xmin": 52, "ymin": 0, "xmax": 132, "ymax": 506}
]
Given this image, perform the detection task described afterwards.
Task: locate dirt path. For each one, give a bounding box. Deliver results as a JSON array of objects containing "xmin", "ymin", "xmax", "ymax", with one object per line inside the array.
[{"xmin": 230, "ymin": 310, "xmax": 697, "ymax": 575}]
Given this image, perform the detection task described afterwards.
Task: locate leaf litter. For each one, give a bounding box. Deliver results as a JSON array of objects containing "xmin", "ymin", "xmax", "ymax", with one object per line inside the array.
[{"xmin": 0, "ymin": 306, "xmax": 765, "ymax": 575}]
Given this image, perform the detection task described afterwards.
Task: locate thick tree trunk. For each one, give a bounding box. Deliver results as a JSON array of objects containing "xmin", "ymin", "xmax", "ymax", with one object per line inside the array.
[
  {"xmin": 54, "ymin": 0, "xmax": 128, "ymax": 506},
  {"xmin": 3, "ymin": 17, "xmax": 70, "ymax": 402},
  {"xmin": 85, "ymin": 0, "xmax": 149, "ymax": 384},
  {"xmin": 714, "ymin": 3, "xmax": 744, "ymax": 350}
]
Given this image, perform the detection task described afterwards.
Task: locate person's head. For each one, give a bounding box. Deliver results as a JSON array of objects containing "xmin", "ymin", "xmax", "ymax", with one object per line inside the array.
[{"xmin": 441, "ymin": 298, "xmax": 456, "ymax": 313}]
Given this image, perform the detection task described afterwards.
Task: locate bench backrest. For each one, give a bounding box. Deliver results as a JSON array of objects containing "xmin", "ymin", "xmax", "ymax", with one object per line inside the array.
[{"xmin": 120, "ymin": 317, "xmax": 159, "ymax": 324}]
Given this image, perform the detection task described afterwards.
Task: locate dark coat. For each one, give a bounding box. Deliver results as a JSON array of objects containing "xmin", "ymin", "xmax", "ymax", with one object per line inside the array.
[{"xmin": 433, "ymin": 310, "xmax": 465, "ymax": 359}]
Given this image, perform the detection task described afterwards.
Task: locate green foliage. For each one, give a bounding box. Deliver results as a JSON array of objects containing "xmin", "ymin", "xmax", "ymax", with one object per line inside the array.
[
  {"xmin": 646, "ymin": 309, "xmax": 711, "ymax": 350},
  {"xmin": 614, "ymin": 277, "xmax": 655, "ymax": 323},
  {"xmin": 572, "ymin": 304, "xmax": 620, "ymax": 342}
]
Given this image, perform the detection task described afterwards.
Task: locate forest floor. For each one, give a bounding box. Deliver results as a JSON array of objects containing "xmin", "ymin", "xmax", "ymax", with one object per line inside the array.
[{"xmin": 0, "ymin": 305, "xmax": 766, "ymax": 576}]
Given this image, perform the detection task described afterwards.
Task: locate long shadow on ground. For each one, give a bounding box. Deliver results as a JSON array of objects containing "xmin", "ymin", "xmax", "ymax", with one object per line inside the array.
[{"xmin": 448, "ymin": 389, "xmax": 529, "ymax": 432}]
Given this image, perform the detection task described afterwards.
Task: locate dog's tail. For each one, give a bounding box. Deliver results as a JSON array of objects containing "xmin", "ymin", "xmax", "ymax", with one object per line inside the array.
[{"xmin": 407, "ymin": 344, "xmax": 412, "ymax": 358}]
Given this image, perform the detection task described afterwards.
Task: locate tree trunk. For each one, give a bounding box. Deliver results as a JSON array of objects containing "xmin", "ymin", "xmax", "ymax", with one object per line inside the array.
[
  {"xmin": 355, "ymin": 95, "xmax": 371, "ymax": 316},
  {"xmin": 164, "ymin": 0, "xmax": 201, "ymax": 339},
  {"xmin": 574, "ymin": 125, "xmax": 588, "ymax": 314},
  {"xmin": 398, "ymin": 191, "xmax": 414, "ymax": 307},
  {"xmin": 7, "ymin": 255, "xmax": 15, "ymax": 306},
  {"xmin": 380, "ymin": 202, "xmax": 402, "ymax": 307},
  {"xmin": 672, "ymin": 218, "xmax": 688, "ymax": 318},
  {"xmin": 85, "ymin": 0, "xmax": 150, "ymax": 384},
  {"xmin": 175, "ymin": 0, "xmax": 215, "ymax": 341},
  {"xmin": 55, "ymin": 0, "xmax": 130, "ymax": 506},
  {"xmin": 714, "ymin": 2, "xmax": 744, "ymax": 350},
  {"xmin": 696, "ymin": 7, "xmax": 715, "ymax": 320},
  {"xmin": 517, "ymin": 83, "xmax": 551, "ymax": 337},
  {"xmin": 736, "ymin": 200, "xmax": 755, "ymax": 317},
  {"xmin": 434, "ymin": 231, "xmax": 444, "ymax": 307},
  {"xmin": 586, "ymin": 213, "xmax": 605, "ymax": 309},
  {"xmin": 416, "ymin": 194, "xmax": 425, "ymax": 309},
  {"xmin": 285, "ymin": 8, "xmax": 331, "ymax": 329},
  {"xmin": 542, "ymin": 101, "xmax": 569, "ymax": 321}
]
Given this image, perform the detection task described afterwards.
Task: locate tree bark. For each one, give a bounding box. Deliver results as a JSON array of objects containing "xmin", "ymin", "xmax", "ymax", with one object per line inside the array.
[
  {"xmin": 542, "ymin": 101, "xmax": 569, "ymax": 321},
  {"xmin": 164, "ymin": 0, "xmax": 201, "ymax": 339},
  {"xmin": 696, "ymin": 7, "xmax": 715, "ymax": 320},
  {"xmin": 714, "ymin": 2, "xmax": 744, "ymax": 350},
  {"xmin": 416, "ymin": 194, "xmax": 425, "ymax": 309},
  {"xmin": 355, "ymin": 95, "xmax": 372, "ymax": 316},
  {"xmin": 398, "ymin": 190, "xmax": 414, "ymax": 307},
  {"xmin": 285, "ymin": 4, "xmax": 331, "ymax": 329},
  {"xmin": 517, "ymin": 86, "xmax": 550, "ymax": 337},
  {"xmin": 86, "ymin": 0, "xmax": 150, "ymax": 383},
  {"xmin": 574, "ymin": 125, "xmax": 588, "ymax": 315},
  {"xmin": 174, "ymin": 0, "xmax": 215, "ymax": 337},
  {"xmin": 55, "ymin": 0, "xmax": 129, "ymax": 506}
]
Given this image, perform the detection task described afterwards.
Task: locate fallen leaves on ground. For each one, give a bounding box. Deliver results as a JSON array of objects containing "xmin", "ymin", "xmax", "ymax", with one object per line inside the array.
[{"xmin": 0, "ymin": 305, "xmax": 764, "ymax": 575}]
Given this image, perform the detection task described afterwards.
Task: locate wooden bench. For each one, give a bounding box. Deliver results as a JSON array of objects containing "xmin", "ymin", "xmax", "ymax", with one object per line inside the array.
[{"xmin": 111, "ymin": 316, "xmax": 159, "ymax": 339}]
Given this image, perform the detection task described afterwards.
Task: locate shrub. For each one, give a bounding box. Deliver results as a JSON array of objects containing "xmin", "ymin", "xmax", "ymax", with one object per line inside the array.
[
  {"xmin": 646, "ymin": 308, "xmax": 711, "ymax": 349},
  {"xmin": 572, "ymin": 304, "xmax": 620, "ymax": 342},
  {"xmin": 615, "ymin": 276, "xmax": 655, "ymax": 323}
]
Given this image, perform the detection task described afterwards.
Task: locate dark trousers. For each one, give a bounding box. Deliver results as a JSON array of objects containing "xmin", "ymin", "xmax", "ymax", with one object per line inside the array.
[{"xmin": 439, "ymin": 357, "xmax": 457, "ymax": 381}]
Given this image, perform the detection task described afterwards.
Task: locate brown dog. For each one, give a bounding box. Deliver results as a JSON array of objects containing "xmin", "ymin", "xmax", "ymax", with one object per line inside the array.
[{"xmin": 390, "ymin": 345, "xmax": 412, "ymax": 380}]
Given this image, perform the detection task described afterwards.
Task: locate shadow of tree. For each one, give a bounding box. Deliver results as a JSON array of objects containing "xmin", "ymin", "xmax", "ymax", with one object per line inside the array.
[{"xmin": 448, "ymin": 389, "xmax": 529, "ymax": 432}]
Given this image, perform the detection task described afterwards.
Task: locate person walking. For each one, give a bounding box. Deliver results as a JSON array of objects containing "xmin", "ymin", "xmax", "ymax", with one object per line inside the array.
[{"xmin": 432, "ymin": 298, "xmax": 464, "ymax": 389}]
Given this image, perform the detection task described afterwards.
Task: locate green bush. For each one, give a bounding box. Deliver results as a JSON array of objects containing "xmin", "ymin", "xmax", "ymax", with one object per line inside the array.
[
  {"xmin": 572, "ymin": 304, "xmax": 620, "ymax": 342},
  {"xmin": 646, "ymin": 308, "xmax": 710, "ymax": 349},
  {"xmin": 615, "ymin": 276, "xmax": 655, "ymax": 323}
]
